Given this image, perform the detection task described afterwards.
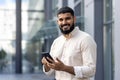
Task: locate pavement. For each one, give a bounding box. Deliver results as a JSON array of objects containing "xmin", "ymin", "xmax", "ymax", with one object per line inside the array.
[{"xmin": 0, "ymin": 72, "xmax": 55, "ymax": 80}]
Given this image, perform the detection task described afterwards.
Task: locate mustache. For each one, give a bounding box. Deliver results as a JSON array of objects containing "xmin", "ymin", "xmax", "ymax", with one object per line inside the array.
[{"xmin": 61, "ymin": 24, "xmax": 70, "ymax": 27}]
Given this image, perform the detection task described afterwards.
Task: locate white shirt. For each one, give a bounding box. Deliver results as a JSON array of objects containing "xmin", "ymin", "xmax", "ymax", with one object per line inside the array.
[{"xmin": 43, "ymin": 27, "xmax": 97, "ymax": 80}]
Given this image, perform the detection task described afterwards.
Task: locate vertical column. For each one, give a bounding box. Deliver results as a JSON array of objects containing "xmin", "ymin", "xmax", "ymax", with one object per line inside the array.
[
  {"xmin": 94, "ymin": 0, "xmax": 104, "ymax": 80},
  {"xmin": 15, "ymin": 0, "xmax": 22, "ymax": 73},
  {"xmin": 62, "ymin": 0, "xmax": 68, "ymax": 6},
  {"xmin": 44, "ymin": 0, "xmax": 52, "ymax": 21},
  {"xmin": 104, "ymin": 0, "xmax": 113, "ymax": 80}
]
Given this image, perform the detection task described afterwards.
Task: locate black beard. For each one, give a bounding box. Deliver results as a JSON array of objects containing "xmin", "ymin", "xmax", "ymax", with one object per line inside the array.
[{"xmin": 59, "ymin": 24, "xmax": 75, "ymax": 34}]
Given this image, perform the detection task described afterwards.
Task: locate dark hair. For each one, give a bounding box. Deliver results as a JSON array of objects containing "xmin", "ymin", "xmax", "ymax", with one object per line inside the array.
[{"xmin": 57, "ymin": 6, "xmax": 74, "ymax": 16}]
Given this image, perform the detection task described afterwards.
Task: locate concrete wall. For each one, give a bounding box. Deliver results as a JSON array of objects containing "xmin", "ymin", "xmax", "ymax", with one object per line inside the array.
[
  {"xmin": 114, "ymin": 0, "xmax": 120, "ymax": 79},
  {"xmin": 84, "ymin": 0, "xmax": 94, "ymax": 37}
]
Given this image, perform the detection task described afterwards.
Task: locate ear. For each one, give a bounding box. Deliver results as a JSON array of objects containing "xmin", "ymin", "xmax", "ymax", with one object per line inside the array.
[{"xmin": 74, "ymin": 16, "xmax": 76, "ymax": 23}]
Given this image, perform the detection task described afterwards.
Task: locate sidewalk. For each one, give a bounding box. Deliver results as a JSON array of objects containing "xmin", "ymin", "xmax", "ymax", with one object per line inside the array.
[{"xmin": 0, "ymin": 73, "xmax": 55, "ymax": 80}]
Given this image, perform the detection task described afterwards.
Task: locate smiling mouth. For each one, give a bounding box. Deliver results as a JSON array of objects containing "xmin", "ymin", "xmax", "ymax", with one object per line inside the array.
[
  {"xmin": 63, "ymin": 25, "xmax": 69, "ymax": 29},
  {"xmin": 62, "ymin": 24, "xmax": 70, "ymax": 29}
]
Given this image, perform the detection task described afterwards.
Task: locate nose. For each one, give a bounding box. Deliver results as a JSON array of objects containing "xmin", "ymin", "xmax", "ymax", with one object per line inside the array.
[{"xmin": 62, "ymin": 19, "xmax": 67, "ymax": 25}]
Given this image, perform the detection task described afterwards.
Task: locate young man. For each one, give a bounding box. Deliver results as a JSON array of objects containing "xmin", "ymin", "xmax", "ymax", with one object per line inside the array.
[{"xmin": 41, "ymin": 6, "xmax": 97, "ymax": 80}]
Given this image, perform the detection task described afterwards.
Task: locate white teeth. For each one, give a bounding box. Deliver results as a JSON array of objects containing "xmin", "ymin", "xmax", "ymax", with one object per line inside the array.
[{"xmin": 63, "ymin": 26, "xmax": 68, "ymax": 28}]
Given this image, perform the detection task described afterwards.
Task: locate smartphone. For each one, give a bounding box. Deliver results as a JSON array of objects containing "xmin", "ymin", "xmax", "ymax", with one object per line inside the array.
[{"xmin": 41, "ymin": 52, "xmax": 53, "ymax": 63}]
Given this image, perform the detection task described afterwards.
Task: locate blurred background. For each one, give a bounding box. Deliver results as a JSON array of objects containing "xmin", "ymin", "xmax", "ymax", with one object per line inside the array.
[{"xmin": 0, "ymin": 0, "xmax": 119, "ymax": 80}]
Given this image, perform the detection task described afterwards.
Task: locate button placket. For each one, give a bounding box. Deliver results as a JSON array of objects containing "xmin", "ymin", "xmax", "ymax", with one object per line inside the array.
[{"xmin": 61, "ymin": 39, "xmax": 70, "ymax": 62}]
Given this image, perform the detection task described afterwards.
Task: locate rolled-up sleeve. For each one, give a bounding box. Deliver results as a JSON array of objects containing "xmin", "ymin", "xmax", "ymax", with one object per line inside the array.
[
  {"xmin": 74, "ymin": 66, "xmax": 83, "ymax": 78},
  {"xmin": 74, "ymin": 65, "xmax": 96, "ymax": 78}
]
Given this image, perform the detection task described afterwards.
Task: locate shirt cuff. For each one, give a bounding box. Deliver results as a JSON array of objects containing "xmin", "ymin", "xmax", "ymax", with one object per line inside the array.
[
  {"xmin": 43, "ymin": 65, "xmax": 54, "ymax": 76},
  {"xmin": 74, "ymin": 66, "xmax": 83, "ymax": 78}
]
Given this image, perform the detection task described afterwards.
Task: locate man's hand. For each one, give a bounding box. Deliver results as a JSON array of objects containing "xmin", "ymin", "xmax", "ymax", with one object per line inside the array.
[
  {"xmin": 42, "ymin": 57, "xmax": 75, "ymax": 75},
  {"xmin": 41, "ymin": 57, "xmax": 51, "ymax": 72},
  {"xmin": 47, "ymin": 58, "xmax": 66, "ymax": 71}
]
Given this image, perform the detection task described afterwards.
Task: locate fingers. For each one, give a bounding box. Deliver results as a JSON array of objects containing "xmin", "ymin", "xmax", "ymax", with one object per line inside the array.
[
  {"xmin": 56, "ymin": 58, "xmax": 62, "ymax": 63},
  {"xmin": 47, "ymin": 57, "xmax": 61, "ymax": 63},
  {"xmin": 46, "ymin": 57, "xmax": 54, "ymax": 63},
  {"xmin": 41, "ymin": 57, "xmax": 49, "ymax": 65}
]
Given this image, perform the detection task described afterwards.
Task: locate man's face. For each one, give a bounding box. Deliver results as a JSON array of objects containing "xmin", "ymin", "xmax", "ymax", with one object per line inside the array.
[{"xmin": 57, "ymin": 13, "xmax": 75, "ymax": 34}]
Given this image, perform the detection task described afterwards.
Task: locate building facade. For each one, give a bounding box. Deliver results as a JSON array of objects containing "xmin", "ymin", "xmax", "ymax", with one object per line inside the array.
[{"xmin": 0, "ymin": 0, "xmax": 120, "ymax": 80}]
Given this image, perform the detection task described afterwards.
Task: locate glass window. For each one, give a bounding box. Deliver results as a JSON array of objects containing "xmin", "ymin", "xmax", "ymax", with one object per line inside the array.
[
  {"xmin": 21, "ymin": 0, "xmax": 58, "ymax": 75},
  {"xmin": 0, "ymin": 0, "xmax": 16, "ymax": 74},
  {"xmin": 74, "ymin": 0, "xmax": 84, "ymax": 30}
]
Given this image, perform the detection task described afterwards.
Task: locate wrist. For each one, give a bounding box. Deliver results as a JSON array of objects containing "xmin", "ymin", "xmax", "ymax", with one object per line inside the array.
[
  {"xmin": 62, "ymin": 65, "xmax": 75, "ymax": 75},
  {"xmin": 62, "ymin": 64, "xmax": 67, "ymax": 71}
]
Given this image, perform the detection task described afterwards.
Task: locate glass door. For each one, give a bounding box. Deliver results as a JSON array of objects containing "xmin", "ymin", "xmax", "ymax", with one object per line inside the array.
[{"xmin": 103, "ymin": 0, "xmax": 114, "ymax": 80}]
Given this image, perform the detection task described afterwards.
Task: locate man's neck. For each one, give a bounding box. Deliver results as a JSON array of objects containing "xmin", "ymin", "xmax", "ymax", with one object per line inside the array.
[{"xmin": 64, "ymin": 33, "xmax": 72, "ymax": 40}]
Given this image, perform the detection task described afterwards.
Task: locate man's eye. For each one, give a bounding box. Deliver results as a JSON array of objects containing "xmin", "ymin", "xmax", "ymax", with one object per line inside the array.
[
  {"xmin": 59, "ymin": 19, "xmax": 63, "ymax": 21},
  {"xmin": 66, "ymin": 17, "xmax": 71, "ymax": 20}
]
